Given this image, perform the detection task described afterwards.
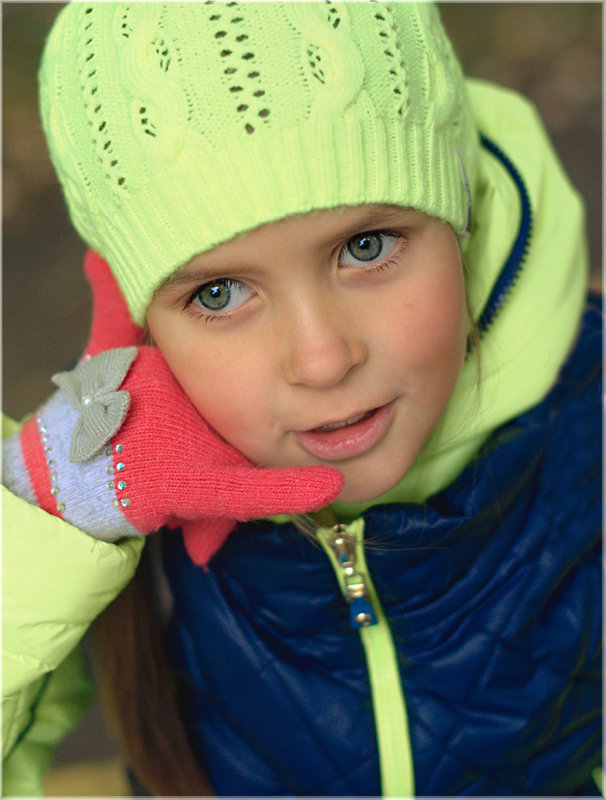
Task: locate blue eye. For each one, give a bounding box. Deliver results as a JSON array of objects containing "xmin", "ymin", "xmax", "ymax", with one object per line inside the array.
[
  {"xmin": 193, "ymin": 278, "xmax": 254, "ymax": 314},
  {"xmin": 340, "ymin": 231, "xmax": 400, "ymax": 267}
]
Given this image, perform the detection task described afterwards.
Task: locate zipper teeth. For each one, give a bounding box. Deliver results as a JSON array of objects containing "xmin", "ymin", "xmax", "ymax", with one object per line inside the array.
[
  {"xmin": 319, "ymin": 522, "xmax": 415, "ymax": 797},
  {"xmin": 476, "ymin": 133, "xmax": 534, "ymax": 338}
]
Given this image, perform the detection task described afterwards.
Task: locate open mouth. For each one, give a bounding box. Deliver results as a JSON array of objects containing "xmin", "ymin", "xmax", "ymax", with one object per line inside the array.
[{"xmin": 296, "ymin": 402, "xmax": 395, "ymax": 462}]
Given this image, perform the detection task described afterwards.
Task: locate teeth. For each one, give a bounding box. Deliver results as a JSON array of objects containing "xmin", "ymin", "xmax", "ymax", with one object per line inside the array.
[{"xmin": 315, "ymin": 410, "xmax": 372, "ymax": 432}]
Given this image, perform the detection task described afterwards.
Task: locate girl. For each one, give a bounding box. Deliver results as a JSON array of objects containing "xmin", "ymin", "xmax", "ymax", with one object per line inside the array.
[{"xmin": 3, "ymin": 2, "xmax": 601, "ymax": 796}]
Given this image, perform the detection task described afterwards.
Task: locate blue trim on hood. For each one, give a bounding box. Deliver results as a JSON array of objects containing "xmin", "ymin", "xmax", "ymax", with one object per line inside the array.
[{"xmin": 477, "ymin": 134, "xmax": 534, "ymax": 336}]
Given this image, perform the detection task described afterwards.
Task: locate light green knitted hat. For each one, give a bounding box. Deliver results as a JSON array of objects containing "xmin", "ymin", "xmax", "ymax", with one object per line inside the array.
[{"xmin": 39, "ymin": 1, "xmax": 479, "ymax": 325}]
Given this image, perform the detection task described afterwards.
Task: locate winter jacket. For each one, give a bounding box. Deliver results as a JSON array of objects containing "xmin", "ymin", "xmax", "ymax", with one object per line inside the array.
[
  {"xmin": 2, "ymin": 78, "xmax": 601, "ymax": 795},
  {"xmin": 158, "ymin": 78, "xmax": 602, "ymax": 794},
  {"xmin": 162, "ymin": 297, "xmax": 602, "ymax": 795}
]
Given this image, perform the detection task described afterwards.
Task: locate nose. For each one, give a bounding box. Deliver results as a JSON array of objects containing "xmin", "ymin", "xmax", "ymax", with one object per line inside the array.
[{"xmin": 278, "ymin": 298, "xmax": 367, "ymax": 388}]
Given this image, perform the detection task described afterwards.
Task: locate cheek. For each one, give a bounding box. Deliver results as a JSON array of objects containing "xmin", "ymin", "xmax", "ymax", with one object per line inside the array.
[
  {"xmin": 418, "ymin": 287, "xmax": 467, "ymax": 368},
  {"xmin": 382, "ymin": 262, "xmax": 467, "ymax": 381},
  {"xmin": 162, "ymin": 337, "xmax": 276, "ymax": 458}
]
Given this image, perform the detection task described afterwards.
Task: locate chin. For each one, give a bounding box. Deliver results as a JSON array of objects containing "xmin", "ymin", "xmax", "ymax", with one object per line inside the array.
[
  {"xmin": 335, "ymin": 470, "xmax": 406, "ymax": 505},
  {"xmin": 331, "ymin": 446, "xmax": 420, "ymax": 504}
]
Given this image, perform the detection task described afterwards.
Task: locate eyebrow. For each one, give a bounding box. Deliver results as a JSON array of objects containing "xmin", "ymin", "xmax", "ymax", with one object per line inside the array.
[
  {"xmin": 156, "ymin": 267, "xmax": 227, "ymax": 293},
  {"xmin": 334, "ymin": 207, "xmax": 413, "ymax": 238}
]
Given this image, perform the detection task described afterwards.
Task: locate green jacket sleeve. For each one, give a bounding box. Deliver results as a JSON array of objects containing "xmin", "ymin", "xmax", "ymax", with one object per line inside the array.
[
  {"xmin": 2, "ymin": 646, "xmax": 93, "ymax": 796},
  {"xmin": 2, "ymin": 417, "xmax": 144, "ymax": 795}
]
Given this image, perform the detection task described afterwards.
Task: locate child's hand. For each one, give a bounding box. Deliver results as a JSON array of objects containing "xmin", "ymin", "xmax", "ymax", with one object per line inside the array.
[{"xmin": 4, "ymin": 346, "xmax": 343, "ymax": 565}]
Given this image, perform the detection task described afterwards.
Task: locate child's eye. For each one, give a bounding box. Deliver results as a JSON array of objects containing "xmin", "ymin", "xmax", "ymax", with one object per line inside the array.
[
  {"xmin": 339, "ymin": 231, "xmax": 401, "ymax": 268},
  {"xmin": 191, "ymin": 278, "xmax": 254, "ymax": 315}
]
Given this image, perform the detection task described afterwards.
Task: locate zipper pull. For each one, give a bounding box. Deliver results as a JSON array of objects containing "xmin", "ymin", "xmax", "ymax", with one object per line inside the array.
[{"xmin": 329, "ymin": 524, "xmax": 377, "ymax": 629}]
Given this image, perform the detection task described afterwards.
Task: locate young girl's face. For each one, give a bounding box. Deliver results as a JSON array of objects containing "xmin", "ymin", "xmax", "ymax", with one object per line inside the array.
[{"xmin": 147, "ymin": 205, "xmax": 467, "ymax": 503}]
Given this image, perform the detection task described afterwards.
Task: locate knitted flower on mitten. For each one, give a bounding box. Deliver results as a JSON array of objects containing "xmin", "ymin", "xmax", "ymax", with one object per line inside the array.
[{"xmin": 3, "ymin": 346, "xmax": 343, "ymax": 565}]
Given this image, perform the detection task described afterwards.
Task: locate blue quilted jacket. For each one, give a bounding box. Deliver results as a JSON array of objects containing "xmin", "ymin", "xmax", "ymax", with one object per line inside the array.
[{"xmin": 162, "ymin": 293, "xmax": 602, "ymax": 796}]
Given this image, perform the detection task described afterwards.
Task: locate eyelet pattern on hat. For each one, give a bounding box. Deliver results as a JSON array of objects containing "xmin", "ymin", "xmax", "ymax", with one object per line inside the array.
[{"xmin": 40, "ymin": 2, "xmax": 479, "ymax": 325}]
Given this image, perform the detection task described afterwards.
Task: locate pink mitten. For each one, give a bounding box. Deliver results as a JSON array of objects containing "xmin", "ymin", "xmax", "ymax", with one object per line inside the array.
[
  {"xmin": 4, "ymin": 346, "xmax": 343, "ymax": 565},
  {"xmin": 82, "ymin": 249, "xmax": 145, "ymax": 357}
]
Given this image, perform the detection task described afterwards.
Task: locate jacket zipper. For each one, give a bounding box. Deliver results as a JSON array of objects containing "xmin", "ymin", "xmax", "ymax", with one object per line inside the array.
[
  {"xmin": 476, "ymin": 133, "xmax": 533, "ymax": 337},
  {"xmin": 318, "ymin": 519, "xmax": 415, "ymax": 797},
  {"xmin": 313, "ymin": 138, "xmax": 531, "ymax": 795}
]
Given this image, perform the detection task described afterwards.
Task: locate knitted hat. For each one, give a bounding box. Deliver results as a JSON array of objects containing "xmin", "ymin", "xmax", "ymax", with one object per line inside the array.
[{"xmin": 39, "ymin": 2, "xmax": 479, "ymax": 325}]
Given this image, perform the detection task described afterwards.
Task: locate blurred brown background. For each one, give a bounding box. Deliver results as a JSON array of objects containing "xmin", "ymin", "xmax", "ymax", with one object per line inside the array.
[{"xmin": 2, "ymin": 0, "xmax": 602, "ymax": 787}]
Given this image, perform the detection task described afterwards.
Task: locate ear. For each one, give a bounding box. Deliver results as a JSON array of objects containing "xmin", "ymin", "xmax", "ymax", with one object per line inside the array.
[{"xmin": 83, "ymin": 250, "xmax": 145, "ymax": 358}]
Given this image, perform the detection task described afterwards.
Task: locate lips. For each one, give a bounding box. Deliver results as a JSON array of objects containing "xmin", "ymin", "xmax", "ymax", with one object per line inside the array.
[{"xmin": 295, "ymin": 401, "xmax": 396, "ymax": 462}]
